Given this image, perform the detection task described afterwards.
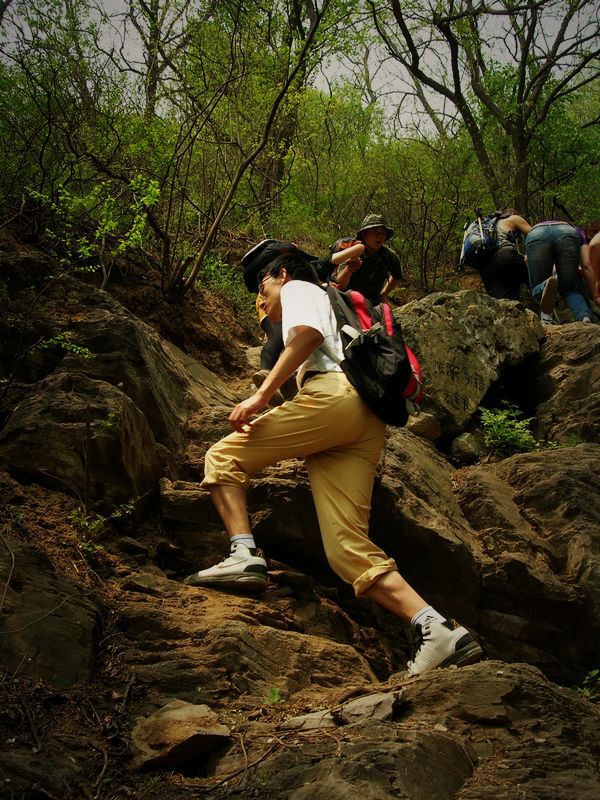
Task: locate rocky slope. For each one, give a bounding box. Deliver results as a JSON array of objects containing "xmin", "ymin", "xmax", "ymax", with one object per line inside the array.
[{"xmin": 0, "ymin": 239, "xmax": 599, "ymax": 799}]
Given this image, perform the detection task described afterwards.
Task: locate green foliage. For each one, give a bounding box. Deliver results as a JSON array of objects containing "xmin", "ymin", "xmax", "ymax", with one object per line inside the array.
[
  {"xmin": 575, "ymin": 669, "xmax": 600, "ymax": 703},
  {"xmin": 1, "ymin": 0, "xmax": 598, "ymax": 295},
  {"xmin": 29, "ymin": 177, "xmax": 158, "ymax": 280},
  {"xmin": 480, "ymin": 402, "xmax": 537, "ymax": 456},
  {"xmin": 109, "ymin": 502, "xmax": 135, "ymax": 523},
  {"xmin": 69, "ymin": 507, "xmax": 106, "ymax": 565},
  {"xmin": 35, "ymin": 331, "xmax": 93, "ymax": 360},
  {"xmin": 76, "ymin": 537, "xmax": 104, "ymax": 564},
  {"xmin": 197, "ymin": 255, "xmax": 255, "ymax": 323},
  {"xmin": 69, "ymin": 507, "xmax": 106, "ymax": 539}
]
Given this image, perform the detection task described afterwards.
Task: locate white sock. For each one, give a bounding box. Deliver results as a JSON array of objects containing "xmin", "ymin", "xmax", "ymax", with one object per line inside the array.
[
  {"xmin": 411, "ymin": 606, "xmax": 446, "ymax": 630},
  {"xmin": 230, "ymin": 534, "xmax": 256, "ymax": 551},
  {"xmin": 540, "ymin": 312, "xmax": 553, "ymax": 323}
]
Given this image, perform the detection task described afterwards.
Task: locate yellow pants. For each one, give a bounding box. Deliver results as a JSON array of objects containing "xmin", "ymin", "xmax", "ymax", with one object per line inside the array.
[{"xmin": 202, "ymin": 372, "xmax": 397, "ymax": 595}]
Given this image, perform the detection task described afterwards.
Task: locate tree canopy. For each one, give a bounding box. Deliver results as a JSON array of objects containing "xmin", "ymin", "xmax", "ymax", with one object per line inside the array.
[{"xmin": 1, "ymin": 0, "xmax": 598, "ymax": 294}]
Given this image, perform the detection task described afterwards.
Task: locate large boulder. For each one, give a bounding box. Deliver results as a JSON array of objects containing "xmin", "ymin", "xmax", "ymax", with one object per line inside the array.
[
  {"xmin": 0, "ymin": 539, "xmax": 101, "ymax": 688},
  {"xmin": 0, "ymin": 274, "xmax": 235, "ymax": 453},
  {"xmin": 398, "ymin": 291, "xmax": 544, "ymax": 438},
  {"xmin": 527, "ymin": 324, "xmax": 600, "ymax": 444},
  {"xmin": 454, "ymin": 443, "xmax": 600, "ymax": 681},
  {"xmin": 53, "ymin": 277, "xmax": 235, "ymax": 450},
  {"xmin": 0, "ymin": 372, "xmax": 161, "ymax": 511}
]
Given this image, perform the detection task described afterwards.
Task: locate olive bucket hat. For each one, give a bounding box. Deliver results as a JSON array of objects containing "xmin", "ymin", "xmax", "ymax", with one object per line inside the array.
[{"xmin": 356, "ymin": 214, "xmax": 393, "ymax": 241}]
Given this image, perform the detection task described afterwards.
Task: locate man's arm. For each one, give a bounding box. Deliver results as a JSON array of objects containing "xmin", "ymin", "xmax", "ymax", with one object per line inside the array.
[
  {"xmin": 334, "ymin": 260, "xmax": 361, "ymax": 289},
  {"xmin": 229, "ymin": 326, "xmax": 323, "ymax": 431},
  {"xmin": 581, "ymin": 234, "xmax": 600, "ymax": 305},
  {"xmin": 381, "ymin": 276, "xmax": 401, "ymax": 301},
  {"xmin": 330, "ymin": 242, "xmax": 364, "ymax": 289},
  {"xmin": 507, "ymin": 214, "xmax": 532, "ymax": 236}
]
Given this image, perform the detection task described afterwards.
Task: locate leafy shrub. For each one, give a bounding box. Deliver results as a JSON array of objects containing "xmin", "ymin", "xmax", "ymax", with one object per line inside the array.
[
  {"xmin": 197, "ymin": 255, "xmax": 255, "ymax": 323},
  {"xmin": 575, "ymin": 669, "xmax": 599, "ymax": 703},
  {"xmin": 480, "ymin": 402, "xmax": 537, "ymax": 456}
]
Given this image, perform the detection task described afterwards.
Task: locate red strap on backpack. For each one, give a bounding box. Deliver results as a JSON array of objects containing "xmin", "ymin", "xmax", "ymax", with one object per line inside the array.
[
  {"xmin": 348, "ymin": 291, "xmax": 372, "ymax": 331},
  {"xmin": 403, "ymin": 346, "xmax": 424, "ymax": 404}
]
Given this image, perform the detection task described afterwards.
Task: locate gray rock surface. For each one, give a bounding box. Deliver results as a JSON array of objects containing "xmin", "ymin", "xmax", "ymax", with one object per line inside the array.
[
  {"xmin": 0, "ymin": 539, "xmax": 101, "ymax": 688},
  {"xmin": 2, "ymin": 251, "xmax": 599, "ymax": 800},
  {"xmin": 398, "ymin": 291, "xmax": 544, "ymax": 437},
  {"xmin": 130, "ymin": 699, "xmax": 230, "ymax": 771}
]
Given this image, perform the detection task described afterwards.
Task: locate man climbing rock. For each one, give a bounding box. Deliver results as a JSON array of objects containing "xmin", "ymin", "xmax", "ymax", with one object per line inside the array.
[{"xmin": 185, "ymin": 252, "xmax": 482, "ymax": 677}]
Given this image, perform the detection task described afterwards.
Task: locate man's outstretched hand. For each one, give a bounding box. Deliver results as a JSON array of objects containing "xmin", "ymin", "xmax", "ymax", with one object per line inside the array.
[{"xmin": 228, "ymin": 393, "xmax": 267, "ymax": 431}]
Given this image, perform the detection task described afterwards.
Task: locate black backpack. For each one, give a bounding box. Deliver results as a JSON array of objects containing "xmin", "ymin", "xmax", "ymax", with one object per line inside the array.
[
  {"xmin": 325, "ymin": 286, "xmax": 424, "ymax": 427},
  {"xmin": 459, "ymin": 210, "xmax": 502, "ymax": 270}
]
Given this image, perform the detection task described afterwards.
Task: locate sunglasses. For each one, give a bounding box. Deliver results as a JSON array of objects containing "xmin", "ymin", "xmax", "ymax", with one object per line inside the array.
[{"xmin": 257, "ymin": 271, "xmax": 279, "ymax": 294}]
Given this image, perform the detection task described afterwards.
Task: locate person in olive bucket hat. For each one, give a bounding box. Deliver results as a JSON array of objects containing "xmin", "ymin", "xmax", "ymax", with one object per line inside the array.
[{"xmin": 331, "ymin": 213, "xmax": 404, "ymax": 304}]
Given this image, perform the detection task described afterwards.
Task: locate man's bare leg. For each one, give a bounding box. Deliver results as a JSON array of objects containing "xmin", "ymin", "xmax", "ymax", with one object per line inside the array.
[
  {"xmin": 209, "ymin": 484, "xmax": 251, "ymax": 536},
  {"xmin": 364, "ymin": 570, "xmax": 482, "ymax": 676},
  {"xmin": 363, "ymin": 570, "xmax": 428, "ymax": 623},
  {"xmin": 185, "ymin": 484, "xmax": 267, "ymax": 590}
]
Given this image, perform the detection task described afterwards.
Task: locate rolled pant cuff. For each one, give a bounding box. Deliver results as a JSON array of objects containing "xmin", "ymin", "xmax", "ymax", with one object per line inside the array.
[
  {"xmin": 352, "ymin": 560, "xmax": 398, "ymax": 596},
  {"xmin": 200, "ymin": 471, "xmax": 251, "ymax": 490}
]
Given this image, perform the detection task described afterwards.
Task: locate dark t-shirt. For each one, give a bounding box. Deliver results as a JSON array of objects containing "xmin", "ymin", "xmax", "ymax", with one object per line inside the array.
[{"xmin": 344, "ymin": 246, "xmax": 403, "ymax": 303}]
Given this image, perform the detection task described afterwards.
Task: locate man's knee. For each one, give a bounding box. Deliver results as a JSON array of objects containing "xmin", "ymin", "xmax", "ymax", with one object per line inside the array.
[{"xmin": 202, "ymin": 438, "xmax": 250, "ymax": 489}]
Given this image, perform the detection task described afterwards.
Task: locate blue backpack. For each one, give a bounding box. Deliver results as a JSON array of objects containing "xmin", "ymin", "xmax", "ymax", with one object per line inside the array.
[{"xmin": 459, "ymin": 211, "xmax": 502, "ymax": 269}]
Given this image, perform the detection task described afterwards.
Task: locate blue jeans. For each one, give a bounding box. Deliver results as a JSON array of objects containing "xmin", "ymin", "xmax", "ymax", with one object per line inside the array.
[{"xmin": 525, "ymin": 223, "xmax": 592, "ymax": 320}]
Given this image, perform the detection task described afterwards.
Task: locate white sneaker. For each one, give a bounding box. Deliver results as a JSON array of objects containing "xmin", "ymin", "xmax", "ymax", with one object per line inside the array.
[
  {"xmin": 540, "ymin": 312, "xmax": 559, "ymax": 326},
  {"xmin": 185, "ymin": 543, "xmax": 268, "ymax": 592},
  {"xmin": 406, "ymin": 620, "xmax": 482, "ymax": 676},
  {"xmin": 540, "ymin": 275, "xmax": 559, "ymax": 315}
]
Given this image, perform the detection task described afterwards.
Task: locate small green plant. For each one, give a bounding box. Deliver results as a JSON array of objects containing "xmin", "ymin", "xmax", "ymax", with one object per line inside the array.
[
  {"xmin": 77, "ymin": 537, "xmax": 104, "ymax": 564},
  {"xmin": 69, "ymin": 508, "xmax": 107, "ymax": 539},
  {"xmin": 109, "ymin": 501, "xmax": 135, "ymax": 522},
  {"xmin": 35, "ymin": 331, "xmax": 93, "ymax": 360},
  {"xmin": 264, "ymin": 686, "xmax": 283, "ymax": 704},
  {"xmin": 69, "ymin": 508, "xmax": 106, "ymax": 566},
  {"xmin": 480, "ymin": 402, "xmax": 537, "ymax": 456},
  {"xmin": 566, "ymin": 432, "xmax": 585, "ymax": 446},
  {"xmin": 575, "ymin": 669, "xmax": 599, "ymax": 702}
]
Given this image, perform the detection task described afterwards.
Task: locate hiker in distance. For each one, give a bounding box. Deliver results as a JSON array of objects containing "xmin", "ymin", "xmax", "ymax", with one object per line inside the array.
[
  {"xmin": 581, "ymin": 220, "xmax": 600, "ymax": 309},
  {"xmin": 330, "ymin": 214, "xmax": 404, "ymax": 304},
  {"xmin": 525, "ymin": 218, "xmax": 595, "ymax": 325},
  {"xmin": 477, "ymin": 209, "xmax": 531, "ymax": 301},
  {"xmin": 185, "ymin": 251, "xmax": 482, "ymax": 677}
]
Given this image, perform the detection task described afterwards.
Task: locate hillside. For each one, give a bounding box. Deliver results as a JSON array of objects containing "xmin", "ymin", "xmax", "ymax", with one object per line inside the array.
[{"xmin": 0, "ymin": 235, "xmax": 599, "ymax": 800}]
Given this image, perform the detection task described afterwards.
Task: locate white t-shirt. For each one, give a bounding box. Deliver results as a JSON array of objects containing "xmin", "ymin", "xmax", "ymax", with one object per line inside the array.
[{"xmin": 281, "ymin": 281, "xmax": 344, "ymax": 385}]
